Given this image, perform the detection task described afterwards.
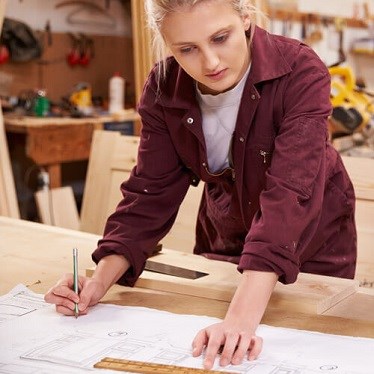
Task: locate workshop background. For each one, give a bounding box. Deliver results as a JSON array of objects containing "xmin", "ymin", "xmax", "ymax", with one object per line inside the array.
[{"xmin": 1, "ymin": 0, "xmax": 134, "ymax": 106}]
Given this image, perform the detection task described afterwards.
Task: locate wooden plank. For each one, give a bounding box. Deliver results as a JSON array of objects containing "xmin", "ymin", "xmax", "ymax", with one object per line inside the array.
[
  {"xmin": 86, "ymin": 248, "xmax": 358, "ymax": 315},
  {"xmin": 341, "ymin": 155, "xmax": 374, "ymax": 289},
  {"xmin": 0, "ymin": 216, "xmax": 100, "ymax": 295},
  {"xmin": 80, "ymin": 130, "xmax": 136, "ymax": 234},
  {"xmin": 341, "ymin": 156, "xmax": 374, "ymax": 201},
  {"xmin": 131, "ymin": 0, "xmax": 154, "ymax": 105},
  {"xmin": 34, "ymin": 186, "xmax": 80, "ymax": 230},
  {"xmin": 323, "ymin": 287, "xmax": 374, "ymax": 321},
  {"xmin": 0, "ymin": 107, "xmax": 20, "ymax": 218},
  {"xmin": 355, "ymin": 199, "xmax": 374, "ymax": 231},
  {"xmin": 356, "ymin": 227, "xmax": 374, "ymax": 288}
]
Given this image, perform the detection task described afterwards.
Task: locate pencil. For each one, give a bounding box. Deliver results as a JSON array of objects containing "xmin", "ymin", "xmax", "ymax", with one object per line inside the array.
[{"xmin": 73, "ymin": 247, "xmax": 79, "ymax": 318}]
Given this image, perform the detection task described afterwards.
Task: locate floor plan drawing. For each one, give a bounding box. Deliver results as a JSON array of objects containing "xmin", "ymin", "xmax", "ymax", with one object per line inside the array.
[
  {"xmin": 21, "ymin": 333, "xmax": 192, "ymax": 370},
  {"xmin": 0, "ymin": 284, "xmax": 47, "ymax": 324},
  {"xmin": 0, "ymin": 286, "xmax": 372, "ymax": 374}
]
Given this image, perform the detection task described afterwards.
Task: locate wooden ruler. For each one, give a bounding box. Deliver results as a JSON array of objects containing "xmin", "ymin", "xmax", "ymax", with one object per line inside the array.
[{"xmin": 94, "ymin": 357, "xmax": 236, "ymax": 373}]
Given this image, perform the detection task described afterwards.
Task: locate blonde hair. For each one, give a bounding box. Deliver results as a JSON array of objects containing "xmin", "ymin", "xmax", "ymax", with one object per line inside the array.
[{"xmin": 145, "ymin": 0, "xmax": 260, "ymax": 79}]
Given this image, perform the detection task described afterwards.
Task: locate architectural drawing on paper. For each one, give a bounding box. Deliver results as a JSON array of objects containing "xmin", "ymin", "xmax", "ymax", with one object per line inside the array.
[
  {"xmin": 21, "ymin": 333, "xmax": 191, "ymax": 370},
  {"xmin": 0, "ymin": 287, "xmax": 47, "ymax": 323},
  {"xmin": 0, "ymin": 362, "xmax": 50, "ymax": 374},
  {"xmin": 0, "ymin": 362, "xmax": 86, "ymax": 374},
  {"xmin": 223, "ymin": 358, "xmax": 340, "ymax": 373},
  {"xmin": 20, "ymin": 331, "xmax": 346, "ymax": 374},
  {"xmin": 0, "ymin": 286, "xmax": 372, "ymax": 374}
]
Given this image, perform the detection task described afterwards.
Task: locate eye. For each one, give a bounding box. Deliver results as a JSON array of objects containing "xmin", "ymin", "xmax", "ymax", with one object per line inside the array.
[
  {"xmin": 212, "ymin": 33, "xmax": 228, "ymax": 44},
  {"xmin": 180, "ymin": 45, "xmax": 195, "ymax": 54}
]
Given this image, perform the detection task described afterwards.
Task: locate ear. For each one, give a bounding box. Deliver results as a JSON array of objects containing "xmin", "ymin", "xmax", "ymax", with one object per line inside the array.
[{"xmin": 242, "ymin": 13, "xmax": 251, "ymax": 31}]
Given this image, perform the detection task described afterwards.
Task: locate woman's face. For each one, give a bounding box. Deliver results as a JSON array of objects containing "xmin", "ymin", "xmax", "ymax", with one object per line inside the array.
[{"xmin": 161, "ymin": 0, "xmax": 251, "ymax": 95}]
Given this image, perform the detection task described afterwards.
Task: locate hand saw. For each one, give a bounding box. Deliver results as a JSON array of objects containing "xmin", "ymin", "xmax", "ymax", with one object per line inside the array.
[
  {"xmin": 144, "ymin": 260, "xmax": 208, "ymax": 280},
  {"xmin": 145, "ymin": 244, "xmax": 209, "ymax": 280}
]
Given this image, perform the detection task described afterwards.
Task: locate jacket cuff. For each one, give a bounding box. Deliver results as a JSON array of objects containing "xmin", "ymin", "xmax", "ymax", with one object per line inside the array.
[
  {"xmin": 238, "ymin": 245, "xmax": 300, "ymax": 284},
  {"xmin": 91, "ymin": 244, "xmax": 146, "ymax": 287}
]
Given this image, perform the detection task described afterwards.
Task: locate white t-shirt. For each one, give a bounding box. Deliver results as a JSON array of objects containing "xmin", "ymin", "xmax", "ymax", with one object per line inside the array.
[{"xmin": 196, "ymin": 65, "xmax": 251, "ymax": 173}]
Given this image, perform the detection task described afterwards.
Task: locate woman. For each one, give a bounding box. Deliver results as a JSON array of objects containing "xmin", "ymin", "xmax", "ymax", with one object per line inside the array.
[{"xmin": 45, "ymin": 0, "xmax": 357, "ymax": 369}]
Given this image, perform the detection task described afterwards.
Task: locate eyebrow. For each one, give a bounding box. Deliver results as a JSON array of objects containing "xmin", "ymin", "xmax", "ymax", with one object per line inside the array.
[{"xmin": 170, "ymin": 27, "xmax": 231, "ymax": 46}]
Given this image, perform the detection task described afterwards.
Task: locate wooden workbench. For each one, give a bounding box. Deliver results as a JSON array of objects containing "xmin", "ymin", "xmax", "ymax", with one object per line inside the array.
[
  {"xmin": 1, "ymin": 216, "xmax": 373, "ymax": 339},
  {"xmin": 4, "ymin": 111, "xmax": 140, "ymax": 188}
]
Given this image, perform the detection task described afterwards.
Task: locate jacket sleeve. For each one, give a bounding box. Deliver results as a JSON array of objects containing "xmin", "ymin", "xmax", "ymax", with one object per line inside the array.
[
  {"xmin": 238, "ymin": 44, "xmax": 332, "ymax": 284},
  {"xmin": 92, "ymin": 68, "xmax": 191, "ymax": 286}
]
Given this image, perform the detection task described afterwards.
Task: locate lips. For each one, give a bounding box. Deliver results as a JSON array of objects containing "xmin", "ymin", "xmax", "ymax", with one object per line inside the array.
[{"xmin": 206, "ymin": 68, "xmax": 227, "ymax": 80}]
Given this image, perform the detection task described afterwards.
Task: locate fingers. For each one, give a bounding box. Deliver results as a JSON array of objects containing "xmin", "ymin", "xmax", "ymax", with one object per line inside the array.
[
  {"xmin": 191, "ymin": 326, "xmax": 263, "ymax": 369},
  {"xmin": 247, "ymin": 335, "xmax": 263, "ymax": 361},
  {"xmin": 202, "ymin": 332, "xmax": 223, "ymax": 370},
  {"xmin": 77, "ymin": 279, "xmax": 100, "ymax": 312},
  {"xmin": 192, "ymin": 328, "xmax": 223, "ymax": 369},
  {"xmin": 231, "ymin": 331, "xmax": 252, "ymax": 365},
  {"xmin": 220, "ymin": 334, "xmax": 262, "ymax": 366},
  {"xmin": 219, "ymin": 331, "xmax": 239, "ymax": 367},
  {"xmin": 214, "ymin": 334, "xmax": 262, "ymax": 368},
  {"xmin": 191, "ymin": 329, "xmax": 208, "ymax": 357},
  {"xmin": 44, "ymin": 274, "xmax": 94, "ymax": 316},
  {"xmin": 55, "ymin": 304, "xmax": 88, "ymax": 317},
  {"xmin": 44, "ymin": 274, "xmax": 78, "ymax": 306}
]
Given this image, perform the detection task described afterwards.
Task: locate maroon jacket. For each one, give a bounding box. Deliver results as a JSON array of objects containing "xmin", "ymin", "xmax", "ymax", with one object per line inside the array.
[{"xmin": 93, "ymin": 26, "xmax": 356, "ymax": 286}]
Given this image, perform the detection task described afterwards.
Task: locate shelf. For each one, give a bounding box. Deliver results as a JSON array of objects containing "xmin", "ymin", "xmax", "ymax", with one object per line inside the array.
[
  {"xmin": 268, "ymin": 8, "xmax": 370, "ymax": 29},
  {"xmin": 350, "ymin": 50, "xmax": 374, "ymax": 57}
]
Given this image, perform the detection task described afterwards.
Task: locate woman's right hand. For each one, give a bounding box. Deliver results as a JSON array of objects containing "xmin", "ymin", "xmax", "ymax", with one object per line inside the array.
[{"xmin": 44, "ymin": 274, "xmax": 106, "ymax": 316}]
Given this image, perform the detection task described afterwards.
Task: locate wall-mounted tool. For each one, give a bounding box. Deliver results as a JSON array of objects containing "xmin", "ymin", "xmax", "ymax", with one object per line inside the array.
[
  {"xmin": 78, "ymin": 33, "xmax": 94, "ymax": 66},
  {"xmin": 66, "ymin": 33, "xmax": 94, "ymax": 67},
  {"xmin": 66, "ymin": 33, "xmax": 80, "ymax": 66},
  {"xmin": 329, "ymin": 65, "xmax": 374, "ymax": 135},
  {"xmin": 0, "ymin": 43, "xmax": 9, "ymax": 64}
]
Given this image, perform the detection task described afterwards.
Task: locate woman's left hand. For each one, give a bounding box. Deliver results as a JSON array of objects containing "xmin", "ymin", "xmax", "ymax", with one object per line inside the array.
[
  {"xmin": 192, "ymin": 319, "xmax": 263, "ymax": 369},
  {"xmin": 192, "ymin": 270, "xmax": 276, "ymax": 370}
]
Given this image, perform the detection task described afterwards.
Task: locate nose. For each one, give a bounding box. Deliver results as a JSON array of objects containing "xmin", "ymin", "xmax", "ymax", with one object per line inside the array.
[{"xmin": 201, "ymin": 47, "xmax": 219, "ymax": 72}]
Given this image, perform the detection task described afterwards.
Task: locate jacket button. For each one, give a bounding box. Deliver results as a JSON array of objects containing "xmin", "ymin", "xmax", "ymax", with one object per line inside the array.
[
  {"xmin": 251, "ymin": 94, "xmax": 256, "ymax": 100},
  {"xmin": 202, "ymin": 162, "xmax": 207, "ymax": 167},
  {"xmin": 239, "ymin": 137, "xmax": 245, "ymax": 142},
  {"xmin": 187, "ymin": 117, "xmax": 194, "ymax": 124}
]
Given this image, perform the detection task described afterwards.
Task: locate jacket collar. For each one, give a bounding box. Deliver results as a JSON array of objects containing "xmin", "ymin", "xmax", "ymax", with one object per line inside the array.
[
  {"xmin": 157, "ymin": 26, "xmax": 292, "ymax": 109},
  {"xmin": 249, "ymin": 26, "xmax": 292, "ymax": 84}
]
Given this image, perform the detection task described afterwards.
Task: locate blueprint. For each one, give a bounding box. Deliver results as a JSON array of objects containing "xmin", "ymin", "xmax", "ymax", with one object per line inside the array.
[
  {"xmin": 0, "ymin": 285, "xmax": 372, "ymax": 373},
  {"xmin": 0, "ymin": 284, "xmax": 47, "ymax": 324}
]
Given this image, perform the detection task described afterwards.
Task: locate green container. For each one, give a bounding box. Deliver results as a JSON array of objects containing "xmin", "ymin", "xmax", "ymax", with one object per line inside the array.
[{"xmin": 34, "ymin": 93, "xmax": 50, "ymax": 117}]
